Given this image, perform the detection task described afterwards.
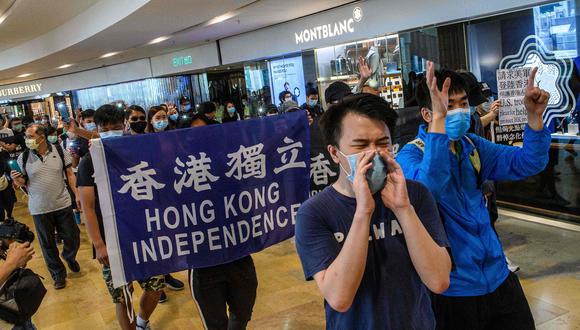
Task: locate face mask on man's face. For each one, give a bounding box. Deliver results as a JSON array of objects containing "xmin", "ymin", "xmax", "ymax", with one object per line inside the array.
[
  {"xmin": 25, "ymin": 137, "xmax": 41, "ymax": 150},
  {"xmin": 84, "ymin": 122, "xmax": 97, "ymax": 131},
  {"xmin": 308, "ymin": 99, "xmax": 318, "ymax": 107},
  {"xmin": 284, "ymin": 97, "xmax": 292, "ymax": 103},
  {"xmin": 47, "ymin": 136, "xmax": 58, "ymax": 144},
  {"xmin": 100, "ymin": 130, "xmax": 124, "ymax": 139},
  {"xmin": 445, "ymin": 108, "xmax": 471, "ymax": 140},
  {"xmin": 129, "ymin": 121, "xmax": 147, "ymax": 134},
  {"xmin": 337, "ymin": 150, "xmax": 388, "ymax": 194},
  {"xmin": 13, "ymin": 124, "xmax": 23, "ymax": 132}
]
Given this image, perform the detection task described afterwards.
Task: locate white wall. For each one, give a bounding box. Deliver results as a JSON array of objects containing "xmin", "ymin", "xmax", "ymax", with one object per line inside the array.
[{"xmin": 220, "ymin": 0, "xmax": 546, "ymax": 64}]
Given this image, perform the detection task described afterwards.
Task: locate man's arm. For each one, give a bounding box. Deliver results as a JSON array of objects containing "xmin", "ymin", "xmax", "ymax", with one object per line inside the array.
[
  {"xmin": 310, "ymin": 151, "xmax": 376, "ymax": 313},
  {"xmin": 78, "ymin": 186, "xmax": 109, "ymax": 266},
  {"xmin": 65, "ymin": 120, "xmax": 99, "ymax": 140},
  {"xmin": 396, "ymin": 61, "xmax": 452, "ymax": 201},
  {"xmin": 352, "ymin": 56, "xmax": 371, "ymax": 94},
  {"xmin": 380, "ymin": 151, "xmax": 450, "ymax": 293},
  {"xmin": 66, "ymin": 167, "xmax": 81, "ymax": 210},
  {"xmin": 478, "ymin": 68, "xmax": 551, "ymax": 181}
]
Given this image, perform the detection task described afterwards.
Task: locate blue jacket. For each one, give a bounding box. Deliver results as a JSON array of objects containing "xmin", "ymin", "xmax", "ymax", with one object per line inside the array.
[{"xmin": 396, "ymin": 124, "xmax": 551, "ymax": 296}]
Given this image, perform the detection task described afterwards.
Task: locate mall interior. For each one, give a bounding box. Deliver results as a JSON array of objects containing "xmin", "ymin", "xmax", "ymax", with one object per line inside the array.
[{"xmin": 0, "ymin": 0, "xmax": 579, "ymax": 329}]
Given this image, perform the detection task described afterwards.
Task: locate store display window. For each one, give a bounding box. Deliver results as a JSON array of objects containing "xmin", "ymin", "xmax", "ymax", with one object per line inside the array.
[{"xmin": 315, "ymin": 35, "xmax": 403, "ymax": 108}]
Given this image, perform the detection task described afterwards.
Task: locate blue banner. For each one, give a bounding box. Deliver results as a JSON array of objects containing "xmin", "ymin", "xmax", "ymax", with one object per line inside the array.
[{"xmin": 91, "ymin": 112, "xmax": 310, "ymax": 288}]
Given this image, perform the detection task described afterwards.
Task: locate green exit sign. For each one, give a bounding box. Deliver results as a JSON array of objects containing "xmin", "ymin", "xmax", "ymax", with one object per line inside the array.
[{"xmin": 172, "ymin": 55, "xmax": 193, "ymax": 68}]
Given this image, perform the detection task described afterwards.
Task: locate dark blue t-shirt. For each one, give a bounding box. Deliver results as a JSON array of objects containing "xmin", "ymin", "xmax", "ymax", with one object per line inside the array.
[{"xmin": 295, "ymin": 180, "xmax": 448, "ymax": 330}]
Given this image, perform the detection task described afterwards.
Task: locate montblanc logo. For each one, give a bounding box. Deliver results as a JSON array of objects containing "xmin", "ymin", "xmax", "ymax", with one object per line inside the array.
[{"xmin": 294, "ymin": 6, "xmax": 363, "ymax": 45}]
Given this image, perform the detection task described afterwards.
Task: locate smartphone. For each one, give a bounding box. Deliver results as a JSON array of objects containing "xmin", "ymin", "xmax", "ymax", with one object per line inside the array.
[
  {"xmin": 57, "ymin": 102, "xmax": 70, "ymax": 123},
  {"xmin": 8, "ymin": 160, "xmax": 22, "ymax": 174}
]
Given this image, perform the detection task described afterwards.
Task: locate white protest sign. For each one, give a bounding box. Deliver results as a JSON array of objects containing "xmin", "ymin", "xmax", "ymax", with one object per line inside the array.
[{"xmin": 496, "ymin": 67, "xmax": 531, "ymax": 126}]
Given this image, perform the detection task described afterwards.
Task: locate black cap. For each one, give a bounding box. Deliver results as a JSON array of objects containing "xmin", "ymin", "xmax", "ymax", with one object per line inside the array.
[
  {"xmin": 325, "ymin": 82, "xmax": 352, "ymax": 104},
  {"xmin": 458, "ymin": 72, "xmax": 488, "ymax": 106}
]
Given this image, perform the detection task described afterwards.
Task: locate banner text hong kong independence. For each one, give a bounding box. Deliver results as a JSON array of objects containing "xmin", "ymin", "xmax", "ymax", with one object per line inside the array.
[{"xmin": 91, "ymin": 112, "xmax": 310, "ymax": 288}]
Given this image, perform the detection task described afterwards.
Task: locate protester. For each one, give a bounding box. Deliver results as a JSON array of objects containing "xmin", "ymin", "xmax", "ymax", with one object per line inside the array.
[
  {"xmin": 285, "ymin": 102, "xmax": 313, "ymax": 125},
  {"xmin": 278, "ymin": 91, "xmax": 293, "ymax": 108},
  {"xmin": 146, "ymin": 106, "xmax": 170, "ymax": 133},
  {"xmin": 187, "ymin": 117, "xmax": 258, "ymax": 330},
  {"xmin": 77, "ymin": 104, "xmax": 164, "ymax": 330},
  {"xmin": 166, "ymin": 103, "xmax": 179, "ymax": 130},
  {"xmin": 125, "ymin": 105, "xmax": 148, "ymax": 135},
  {"xmin": 194, "ymin": 102, "xmax": 219, "ymax": 126},
  {"xmin": 265, "ymin": 104, "xmax": 279, "ymax": 117},
  {"xmin": 301, "ymin": 88, "xmax": 323, "ymax": 118},
  {"xmin": 11, "ymin": 124, "xmax": 81, "ymax": 290},
  {"xmin": 295, "ymin": 93, "xmax": 451, "ymax": 329},
  {"xmin": 324, "ymin": 81, "xmax": 352, "ymax": 106},
  {"xmin": 144, "ymin": 105, "xmax": 185, "ymax": 302},
  {"xmin": 396, "ymin": 62, "xmax": 550, "ymax": 329},
  {"xmin": 222, "ymin": 101, "xmax": 242, "ymax": 123}
]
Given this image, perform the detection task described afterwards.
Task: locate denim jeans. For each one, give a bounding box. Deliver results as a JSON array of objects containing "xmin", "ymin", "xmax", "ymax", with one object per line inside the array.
[{"xmin": 32, "ymin": 207, "xmax": 80, "ymax": 281}]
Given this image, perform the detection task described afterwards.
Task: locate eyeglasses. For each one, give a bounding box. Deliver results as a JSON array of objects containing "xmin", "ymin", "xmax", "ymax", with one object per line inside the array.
[{"xmin": 129, "ymin": 116, "xmax": 146, "ymax": 122}]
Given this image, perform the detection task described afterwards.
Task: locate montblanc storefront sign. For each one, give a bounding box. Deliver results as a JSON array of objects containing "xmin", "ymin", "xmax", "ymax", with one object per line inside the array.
[
  {"xmin": 294, "ymin": 6, "xmax": 363, "ymax": 45},
  {"xmin": 0, "ymin": 83, "xmax": 42, "ymax": 97}
]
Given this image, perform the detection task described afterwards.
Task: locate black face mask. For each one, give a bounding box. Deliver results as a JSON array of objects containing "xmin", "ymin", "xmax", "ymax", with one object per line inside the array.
[{"xmin": 130, "ymin": 121, "xmax": 147, "ymax": 134}]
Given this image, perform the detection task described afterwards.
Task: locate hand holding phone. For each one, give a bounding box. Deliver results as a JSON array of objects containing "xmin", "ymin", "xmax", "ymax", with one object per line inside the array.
[{"xmin": 8, "ymin": 160, "xmax": 22, "ymax": 174}]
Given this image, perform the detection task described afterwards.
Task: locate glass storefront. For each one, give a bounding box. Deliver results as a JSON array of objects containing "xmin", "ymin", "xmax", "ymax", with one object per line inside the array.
[
  {"xmin": 315, "ymin": 35, "xmax": 403, "ymax": 108},
  {"xmin": 72, "ymin": 75, "xmax": 192, "ymax": 110},
  {"xmin": 466, "ymin": 0, "xmax": 579, "ymax": 221}
]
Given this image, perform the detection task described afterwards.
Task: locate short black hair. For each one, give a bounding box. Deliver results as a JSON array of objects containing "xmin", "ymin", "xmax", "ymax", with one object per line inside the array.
[
  {"xmin": 198, "ymin": 101, "xmax": 216, "ymax": 115},
  {"xmin": 191, "ymin": 113, "xmax": 217, "ymax": 126},
  {"xmin": 80, "ymin": 109, "xmax": 95, "ymax": 120},
  {"xmin": 279, "ymin": 91, "xmax": 292, "ymax": 103},
  {"xmin": 125, "ymin": 105, "xmax": 146, "ymax": 120},
  {"xmin": 94, "ymin": 104, "xmax": 125, "ymax": 127},
  {"xmin": 46, "ymin": 125, "xmax": 57, "ymax": 135},
  {"xmin": 306, "ymin": 88, "xmax": 319, "ymax": 97},
  {"xmin": 320, "ymin": 93, "xmax": 398, "ymax": 147},
  {"xmin": 325, "ymin": 81, "xmax": 352, "ymax": 104},
  {"xmin": 416, "ymin": 69, "xmax": 466, "ymax": 110}
]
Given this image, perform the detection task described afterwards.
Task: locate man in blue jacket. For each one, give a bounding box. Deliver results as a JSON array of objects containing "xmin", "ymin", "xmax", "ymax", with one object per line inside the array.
[{"xmin": 397, "ymin": 61, "xmax": 551, "ymax": 329}]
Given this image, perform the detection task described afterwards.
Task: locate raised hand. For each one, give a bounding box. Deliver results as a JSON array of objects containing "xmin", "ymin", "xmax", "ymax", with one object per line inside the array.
[
  {"xmin": 378, "ymin": 151, "xmax": 411, "ymax": 211},
  {"xmin": 358, "ymin": 56, "xmax": 372, "ymax": 82},
  {"xmin": 524, "ymin": 67, "xmax": 550, "ymax": 117},
  {"xmin": 426, "ymin": 61, "xmax": 451, "ymax": 120}
]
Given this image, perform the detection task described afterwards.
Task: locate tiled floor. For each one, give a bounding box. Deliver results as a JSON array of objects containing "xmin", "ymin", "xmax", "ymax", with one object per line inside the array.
[{"xmin": 11, "ymin": 195, "xmax": 580, "ymax": 329}]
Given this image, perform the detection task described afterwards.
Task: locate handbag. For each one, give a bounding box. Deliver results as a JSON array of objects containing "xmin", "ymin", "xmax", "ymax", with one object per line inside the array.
[{"xmin": 0, "ymin": 268, "xmax": 47, "ymax": 325}]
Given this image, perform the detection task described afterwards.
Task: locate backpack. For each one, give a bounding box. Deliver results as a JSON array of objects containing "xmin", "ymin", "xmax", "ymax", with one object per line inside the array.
[
  {"xmin": 407, "ymin": 136, "xmax": 482, "ymax": 188},
  {"xmin": 0, "ymin": 268, "xmax": 47, "ymax": 325}
]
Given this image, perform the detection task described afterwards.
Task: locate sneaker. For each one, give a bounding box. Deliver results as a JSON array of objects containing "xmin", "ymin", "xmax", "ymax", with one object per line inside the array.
[
  {"xmin": 158, "ymin": 291, "xmax": 168, "ymax": 303},
  {"xmin": 136, "ymin": 320, "xmax": 151, "ymax": 330},
  {"xmin": 506, "ymin": 257, "xmax": 520, "ymax": 273},
  {"xmin": 54, "ymin": 278, "xmax": 66, "ymax": 290},
  {"xmin": 164, "ymin": 274, "xmax": 184, "ymax": 291},
  {"xmin": 67, "ymin": 260, "xmax": 81, "ymax": 273}
]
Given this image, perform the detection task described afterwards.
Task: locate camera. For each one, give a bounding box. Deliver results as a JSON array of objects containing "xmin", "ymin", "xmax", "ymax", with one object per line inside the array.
[{"xmin": 0, "ymin": 220, "xmax": 35, "ymax": 260}]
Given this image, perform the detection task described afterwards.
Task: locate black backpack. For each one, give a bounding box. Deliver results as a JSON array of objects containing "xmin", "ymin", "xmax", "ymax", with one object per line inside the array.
[{"xmin": 0, "ymin": 268, "xmax": 47, "ymax": 325}]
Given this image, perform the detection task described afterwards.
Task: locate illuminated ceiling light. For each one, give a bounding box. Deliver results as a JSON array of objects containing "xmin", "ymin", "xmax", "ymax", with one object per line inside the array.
[
  {"xmin": 17, "ymin": 73, "xmax": 31, "ymax": 78},
  {"xmin": 100, "ymin": 52, "xmax": 120, "ymax": 58},
  {"xmin": 57, "ymin": 64, "xmax": 73, "ymax": 69},
  {"xmin": 207, "ymin": 12, "xmax": 236, "ymax": 25},
  {"xmin": 148, "ymin": 35, "xmax": 172, "ymax": 45},
  {"xmin": 0, "ymin": 0, "xmax": 16, "ymax": 26}
]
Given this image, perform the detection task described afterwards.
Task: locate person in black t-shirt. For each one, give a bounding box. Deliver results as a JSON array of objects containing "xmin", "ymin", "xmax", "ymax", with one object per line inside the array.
[{"xmin": 77, "ymin": 105, "xmax": 164, "ymax": 330}]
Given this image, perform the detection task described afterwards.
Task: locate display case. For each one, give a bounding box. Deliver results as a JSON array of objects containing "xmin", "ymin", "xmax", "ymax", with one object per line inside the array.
[{"xmin": 315, "ymin": 35, "xmax": 403, "ymax": 108}]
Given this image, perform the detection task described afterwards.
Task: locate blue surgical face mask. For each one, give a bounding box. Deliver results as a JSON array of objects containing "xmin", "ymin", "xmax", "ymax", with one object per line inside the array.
[
  {"xmin": 445, "ymin": 108, "xmax": 471, "ymax": 141},
  {"xmin": 100, "ymin": 130, "xmax": 124, "ymax": 139},
  {"xmin": 153, "ymin": 120, "xmax": 168, "ymax": 131},
  {"xmin": 169, "ymin": 114, "xmax": 179, "ymax": 121},
  {"xmin": 338, "ymin": 150, "xmax": 388, "ymax": 194},
  {"xmin": 184, "ymin": 104, "xmax": 191, "ymax": 112},
  {"xmin": 47, "ymin": 136, "xmax": 58, "ymax": 144},
  {"xmin": 308, "ymin": 99, "xmax": 318, "ymax": 107},
  {"xmin": 84, "ymin": 122, "xmax": 97, "ymax": 131},
  {"xmin": 227, "ymin": 107, "xmax": 236, "ymax": 114}
]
